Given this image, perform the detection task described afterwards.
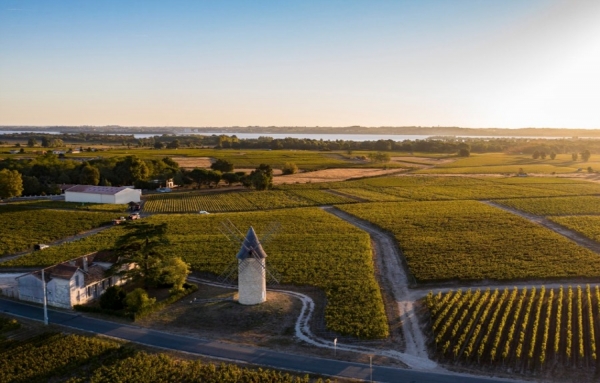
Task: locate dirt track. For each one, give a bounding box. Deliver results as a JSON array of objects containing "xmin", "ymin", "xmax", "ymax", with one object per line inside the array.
[{"xmin": 321, "ymin": 206, "xmax": 437, "ymax": 370}]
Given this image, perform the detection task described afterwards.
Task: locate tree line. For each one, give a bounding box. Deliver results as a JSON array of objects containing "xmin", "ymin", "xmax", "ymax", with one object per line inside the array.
[{"xmin": 0, "ymin": 154, "xmax": 273, "ymax": 199}]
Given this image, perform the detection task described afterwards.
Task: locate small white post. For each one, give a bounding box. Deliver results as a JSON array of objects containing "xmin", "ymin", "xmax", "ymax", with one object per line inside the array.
[
  {"xmin": 369, "ymin": 355, "xmax": 373, "ymax": 383},
  {"xmin": 41, "ymin": 268, "xmax": 48, "ymax": 325},
  {"xmin": 334, "ymin": 338, "xmax": 337, "ymax": 356}
]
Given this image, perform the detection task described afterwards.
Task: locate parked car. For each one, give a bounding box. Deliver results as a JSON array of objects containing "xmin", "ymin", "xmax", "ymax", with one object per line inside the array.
[
  {"xmin": 199, "ymin": 211, "xmax": 210, "ymax": 215},
  {"xmin": 112, "ymin": 217, "xmax": 127, "ymax": 225},
  {"xmin": 128, "ymin": 213, "xmax": 141, "ymax": 220},
  {"xmin": 34, "ymin": 244, "xmax": 50, "ymax": 251}
]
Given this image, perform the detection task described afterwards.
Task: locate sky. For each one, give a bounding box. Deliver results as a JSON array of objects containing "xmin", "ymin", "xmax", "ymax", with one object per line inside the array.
[{"xmin": 1, "ymin": 0, "xmax": 599, "ymax": 129}]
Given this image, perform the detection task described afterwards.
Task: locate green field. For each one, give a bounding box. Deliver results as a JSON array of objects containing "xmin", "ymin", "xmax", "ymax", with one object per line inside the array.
[
  {"xmin": 3, "ymin": 209, "xmax": 388, "ymax": 339},
  {"xmin": 0, "ymin": 205, "xmax": 117, "ymax": 256},
  {"xmin": 338, "ymin": 201, "xmax": 600, "ymax": 282}
]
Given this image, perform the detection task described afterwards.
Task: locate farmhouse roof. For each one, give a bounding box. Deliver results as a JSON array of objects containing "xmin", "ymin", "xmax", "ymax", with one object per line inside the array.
[
  {"xmin": 83, "ymin": 265, "xmax": 107, "ymax": 285},
  {"xmin": 236, "ymin": 227, "xmax": 268, "ymax": 260},
  {"xmin": 65, "ymin": 185, "xmax": 134, "ymax": 195},
  {"xmin": 22, "ymin": 264, "xmax": 80, "ymax": 282}
]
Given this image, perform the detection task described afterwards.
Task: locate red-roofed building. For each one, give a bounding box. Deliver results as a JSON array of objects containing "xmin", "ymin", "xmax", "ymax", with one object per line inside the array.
[{"xmin": 65, "ymin": 185, "xmax": 141, "ymax": 204}]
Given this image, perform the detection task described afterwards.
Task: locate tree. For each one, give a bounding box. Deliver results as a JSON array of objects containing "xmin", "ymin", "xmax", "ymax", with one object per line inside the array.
[
  {"xmin": 582, "ymin": 150, "xmax": 591, "ymax": 162},
  {"xmin": 41, "ymin": 137, "xmax": 50, "ymax": 148},
  {"xmin": 222, "ymin": 172, "xmax": 240, "ymax": 186},
  {"xmin": 166, "ymin": 140, "xmax": 180, "ymax": 149},
  {"xmin": 27, "ymin": 138, "xmax": 37, "ymax": 148},
  {"xmin": 112, "ymin": 223, "xmax": 190, "ymax": 291},
  {"xmin": 154, "ymin": 141, "xmax": 165, "ymax": 149},
  {"xmin": 248, "ymin": 164, "xmax": 273, "ymax": 191},
  {"xmin": 0, "ymin": 169, "xmax": 23, "ymax": 199},
  {"xmin": 458, "ymin": 148, "xmax": 470, "ymax": 157},
  {"xmin": 114, "ymin": 156, "xmax": 150, "ymax": 185},
  {"xmin": 210, "ymin": 159, "xmax": 234, "ymax": 173},
  {"xmin": 368, "ymin": 152, "xmax": 391, "ymax": 163},
  {"xmin": 532, "ymin": 151, "xmax": 540, "ymax": 159},
  {"xmin": 572, "ymin": 153, "xmax": 579, "ymax": 161},
  {"xmin": 125, "ymin": 288, "xmax": 156, "ymax": 313},
  {"xmin": 282, "ymin": 162, "xmax": 298, "ymax": 175},
  {"xmin": 157, "ymin": 257, "xmax": 190, "ymax": 292},
  {"xmin": 550, "ymin": 152, "xmax": 557, "ymax": 160},
  {"xmin": 540, "ymin": 151, "xmax": 547, "ymax": 159},
  {"xmin": 79, "ymin": 164, "xmax": 100, "ymax": 185},
  {"xmin": 99, "ymin": 285, "xmax": 127, "ymax": 310}
]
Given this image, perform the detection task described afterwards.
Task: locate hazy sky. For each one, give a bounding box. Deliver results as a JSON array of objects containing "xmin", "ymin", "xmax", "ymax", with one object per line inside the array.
[{"xmin": 1, "ymin": 0, "xmax": 599, "ymax": 128}]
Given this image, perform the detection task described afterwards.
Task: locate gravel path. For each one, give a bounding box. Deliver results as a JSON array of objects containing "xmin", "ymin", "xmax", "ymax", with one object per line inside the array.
[
  {"xmin": 321, "ymin": 206, "xmax": 437, "ymax": 370},
  {"xmin": 483, "ymin": 201, "xmax": 600, "ymax": 254}
]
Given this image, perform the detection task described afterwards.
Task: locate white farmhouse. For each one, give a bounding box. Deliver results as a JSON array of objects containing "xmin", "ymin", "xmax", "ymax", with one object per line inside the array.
[
  {"xmin": 65, "ymin": 185, "xmax": 141, "ymax": 204},
  {"xmin": 16, "ymin": 252, "xmax": 126, "ymax": 309}
]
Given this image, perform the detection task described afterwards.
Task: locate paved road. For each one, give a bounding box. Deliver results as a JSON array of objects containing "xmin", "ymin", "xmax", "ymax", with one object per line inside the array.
[{"xmin": 0, "ymin": 298, "xmax": 519, "ymax": 383}]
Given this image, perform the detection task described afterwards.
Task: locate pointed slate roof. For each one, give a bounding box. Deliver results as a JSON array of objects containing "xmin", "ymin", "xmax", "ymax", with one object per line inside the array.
[{"xmin": 236, "ymin": 227, "xmax": 268, "ymax": 260}]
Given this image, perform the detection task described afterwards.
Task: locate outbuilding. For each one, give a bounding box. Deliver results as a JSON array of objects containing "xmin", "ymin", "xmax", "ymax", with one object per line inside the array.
[{"xmin": 65, "ymin": 185, "xmax": 141, "ymax": 204}]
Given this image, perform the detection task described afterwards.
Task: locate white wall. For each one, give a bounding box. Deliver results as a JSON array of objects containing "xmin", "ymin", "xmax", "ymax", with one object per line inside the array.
[
  {"xmin": 238, "ymin": 258, "xmax": 266, "ymax": 305},
  {"xmin": 65, "ymin": 191, "xmax": 105, "ymax": 203},
  {"xmin": 114, "ymin": 188, "xmax": 141, "ymax": 204}
]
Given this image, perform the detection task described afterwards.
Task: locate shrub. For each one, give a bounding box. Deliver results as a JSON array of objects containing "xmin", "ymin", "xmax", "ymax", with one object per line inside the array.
[
  {"xmin": 125, "ymin": 288, "xmax": 156, "ymax": 313},
  {"xmin": 99, "ymin": 285, "xmax": 127, "ymax": 310}
]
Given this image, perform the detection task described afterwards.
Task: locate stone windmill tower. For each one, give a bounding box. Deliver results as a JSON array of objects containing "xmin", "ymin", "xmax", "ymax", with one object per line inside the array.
[{"xmin": 219, "ymin": 221, "xmax": 280, "ymax": 305}]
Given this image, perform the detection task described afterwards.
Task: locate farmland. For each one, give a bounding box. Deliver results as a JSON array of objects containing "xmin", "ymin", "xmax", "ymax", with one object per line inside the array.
[
  {"xmin": 2, "ymin": 209, "xmax": 388, "ymax": 339},
  {"xmin": 496, "ymin": 196, "xmax": 600, "ymax": 216},
  {"xmin": 426, "ymin": 285, "xmax": 600, "ymax": 373},
  {"xmin": 0, "ymin": 318, "xmax": 325, "ymax": 382},
  {"xmin": 338, "ymin": 201, "xmax": 600, "ymax": 282},
  {"xmin": 143, "ymin": 174, "xmax": 600, "ymax": 213},
  {"xmin": 0, "ymin": 205, "xmax": 116, "ymax": 256}
]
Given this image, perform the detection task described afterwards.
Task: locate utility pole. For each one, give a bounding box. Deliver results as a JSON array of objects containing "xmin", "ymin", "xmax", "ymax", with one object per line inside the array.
[
  {"xmin": 41, "ymin": 268, "xmax": 48, "ymax": 325},
  {"xmin": 334, "ymin": 338, "xmax": 337, "ymax": 357}
]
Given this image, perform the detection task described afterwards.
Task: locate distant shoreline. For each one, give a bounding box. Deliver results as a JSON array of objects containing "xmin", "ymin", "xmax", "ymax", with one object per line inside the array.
[{"xmin": 1, "ymin": 125, "xmax": 599, "ymax": 138}]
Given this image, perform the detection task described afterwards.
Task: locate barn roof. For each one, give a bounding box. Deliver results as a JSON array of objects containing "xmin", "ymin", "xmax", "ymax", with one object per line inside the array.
[
  {"xmin": 236, "ymin": 227, "xmax": 268, "ymax": 260},
  {"xmin": 65, "ymin": 185, "xmax": 134, "ymax": 195}
]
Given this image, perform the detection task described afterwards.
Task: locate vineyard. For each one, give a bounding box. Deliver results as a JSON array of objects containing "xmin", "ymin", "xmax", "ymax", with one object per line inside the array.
[
  {"xmin": 142, "ymin": 190, "xmax": 333, "ymax": 213},
  {"xmin": 0, "ymin": 205, "xmax": 116, "ymax": 256},
  {"xmin": 0, "ymin": 321, "xmax": 328, "ymax": 382},
  {"xmin": 2, "ymin": 209, "xmax": 389, "ymax": 339},
  {"xmin": 426, "ymin": 285, "xmax": 600, "ymax": 373},
  {"xmin": 496, "ymin": 196, "xmax": 600, "ymax": 216},
  {"xmin": 14, "ymin": 200, "xmax": 129, "ymax": 212},
  {"xmin": 338, "ymin": 201, "xmax": 600, "ymax": 282}
]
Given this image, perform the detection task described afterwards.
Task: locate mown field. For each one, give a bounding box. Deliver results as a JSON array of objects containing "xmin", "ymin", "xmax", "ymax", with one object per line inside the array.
[
  {"xmin": 2, "ymin": 209, "xmax": 388, "ymax": 339},
  {"xmin": 66, "ymin": 148, "xmax": 363, "ymax": 170},
  {"xmin": 338, "ymin": 201, "xmax": 600, "ymax": 282},
  {"xmin": 416, "ymin": 153, "xmax": 600, "ymax": 175},
  {"xmin": 426, "ymin": 285, "xmax": 600, "ymax": 374},
  {"xmin": 0, "ymin": 205, "xmax": 117, "ymax": 256},
  {"xmin": 0, "ymin": 317, "xmax": 326, "ymax": 383}
]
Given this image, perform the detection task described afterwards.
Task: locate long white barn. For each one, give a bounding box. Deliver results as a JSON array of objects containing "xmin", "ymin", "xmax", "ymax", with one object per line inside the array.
[{"xmin": 65, "ymin": 185, "xmax": 141, "ymax": 204}]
